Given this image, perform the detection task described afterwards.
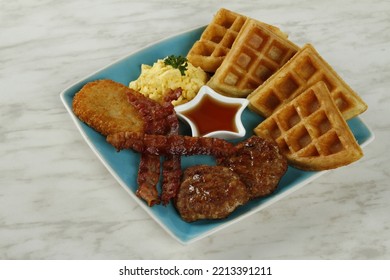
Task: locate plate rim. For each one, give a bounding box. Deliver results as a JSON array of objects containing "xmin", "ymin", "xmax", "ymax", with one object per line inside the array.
[{"xmin": 60, "ymin": 26, "xmax": 375, "ymax": 245}]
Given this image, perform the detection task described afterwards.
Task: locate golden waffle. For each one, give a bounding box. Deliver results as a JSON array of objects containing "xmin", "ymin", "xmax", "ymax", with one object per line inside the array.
[
  {"xmin": 187, "ymin": 8, "xmax": 287, "ymax": 73},
  {"xmin": 207, "ymin": 19, "xmax": 299, "ymax": 97},
  {"xmin": 248, "ymin": 44, "xmax": 368, "ymax": 120},
  {"xmin": 254, "ymin": 81, "xmax": 363, "ymax": 170}
]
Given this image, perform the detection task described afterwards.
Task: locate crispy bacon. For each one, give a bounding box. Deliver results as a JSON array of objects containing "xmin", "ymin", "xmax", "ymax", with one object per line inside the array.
[
  {"xmin": 107, "ymin": 132, "xmax": 235, "ymax": 157},
  {"xmin": 160, "ymin": 88, "xmax": 182, "ymax": 205},
  {"xmin": 127, "ymin": 89, "xmax": 164, "ymax": 206},
  {"xmin": 127, "ymin": 89, "xmax": 170, "ymax": 135},
  {"xmin": 161, "ymin": 154, "xmax": 181, "ymax": 205},
  {"xmin": 136, "ymin": 153, "xmax": 161, "ymax": 206},
  {"xmin": 126, "ymin": 88, "xmax": 183, "ymax": 206}
]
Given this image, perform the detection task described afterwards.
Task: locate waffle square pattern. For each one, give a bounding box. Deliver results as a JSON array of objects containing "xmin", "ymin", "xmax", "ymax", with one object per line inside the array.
[
  {"xmin": 248, "ymin": 44, "xmax": 368, "ymax": 120},
  {"xmin": 254, "ymin": 81, "xmax": 363, "ymax": 170},
  {"xmin": 187, "ymin": 8, "xmax": 286, "ymax": 74},
  {"xmin": 187, "ymin": 8, "xmax": 247, "ymax": 73},
  {"xmin": 207, "ymin": 19, "xmax": 299, "ymax": 97}
]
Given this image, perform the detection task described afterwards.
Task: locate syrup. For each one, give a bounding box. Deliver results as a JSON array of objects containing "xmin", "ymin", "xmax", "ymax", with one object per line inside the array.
[{"xmin": 181, "ymin": 94, "xmax": 241, "ymax": 136}]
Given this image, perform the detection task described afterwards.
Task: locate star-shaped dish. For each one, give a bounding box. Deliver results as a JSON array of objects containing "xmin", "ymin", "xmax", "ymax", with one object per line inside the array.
[{"xmin": 175, "ymin": 86, "xmax": 249, "ymax": 140}]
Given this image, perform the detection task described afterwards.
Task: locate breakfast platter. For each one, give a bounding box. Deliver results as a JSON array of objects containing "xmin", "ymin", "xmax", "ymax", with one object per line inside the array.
[{"xmin": 60, "ymin": 11, "xmax": 374, "ymax": 243}]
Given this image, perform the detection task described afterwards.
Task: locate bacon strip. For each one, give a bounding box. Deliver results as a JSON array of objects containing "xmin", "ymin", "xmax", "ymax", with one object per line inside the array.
[
  {"xmin": 160, "ymin": 89, "xmax": 182, "ymax": 205},
  {"xmin": 136, "ymin": 153, "xmax": 161, "ymax": 206},
  {"xmin": 127, "ymin": 89, "xmax": 171, "ymax": 134},
  {"xmin": 127, "ymin": 89, "xmax": 166, "ymax": 206},
  {"xmin": 107, "ymin": 132, "xmax": 235, "ymax": 158},
  {"xmin": 161, "ymin": 154, "xmax": 181, "ymax": 205},
  {"xmin": 127, "ymin": 88, "xmax": 182, "ymax": 206}
]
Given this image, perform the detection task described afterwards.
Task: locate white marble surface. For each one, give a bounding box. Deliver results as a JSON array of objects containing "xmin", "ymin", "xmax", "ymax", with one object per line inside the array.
[{"xmin": 1, "ymin": 0, "xmax": 389, "ymax": 259}]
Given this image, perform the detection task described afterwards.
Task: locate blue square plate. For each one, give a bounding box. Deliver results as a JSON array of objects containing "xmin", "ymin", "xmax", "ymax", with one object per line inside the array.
[{"xmin": 60, "ymin": 26, "xmax": 375, "ymax": 244}]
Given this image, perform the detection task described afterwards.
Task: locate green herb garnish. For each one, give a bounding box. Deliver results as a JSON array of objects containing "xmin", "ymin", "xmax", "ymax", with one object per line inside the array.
[{"xmin": 164, "ymin": 55, "xmax": 188, "ymax": 76}]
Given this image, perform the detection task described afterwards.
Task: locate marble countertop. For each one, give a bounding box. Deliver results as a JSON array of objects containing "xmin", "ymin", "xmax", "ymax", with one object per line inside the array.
[{"xmin": 1, "ymin": 0, "xmax": 389, "ymax": 259}]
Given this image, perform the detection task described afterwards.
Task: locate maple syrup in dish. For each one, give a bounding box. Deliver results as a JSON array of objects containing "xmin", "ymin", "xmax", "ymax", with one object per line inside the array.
[
  {"xmin": 181, "ymin": 94, "xmax": 240, "ymax": 136},
  {"xmin": 175, "ymin": 86, "xmax": 249, "ymax": 139}
]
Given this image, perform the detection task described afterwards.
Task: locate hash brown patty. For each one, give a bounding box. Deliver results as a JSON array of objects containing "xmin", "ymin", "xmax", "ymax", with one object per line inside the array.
[{"xmin": 72, "ymin": 79, "xmax": 144, "ymax": 136}]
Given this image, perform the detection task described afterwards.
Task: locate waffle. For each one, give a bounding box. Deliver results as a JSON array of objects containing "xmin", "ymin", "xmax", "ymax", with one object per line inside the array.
[
  {"xmin": 247, "ymin": 44, "xmax": 368, "ymax": 120},
  {"xmin": 187, "ymin": 8, "xmax": 287, "ymax": 73},
  {"xmin": 207, "ymin": 19, "xmax": 299, "ymax": 97},
  {"xmin": 254, "ymin": 81, "xmax": 363, "ymax": 170}
]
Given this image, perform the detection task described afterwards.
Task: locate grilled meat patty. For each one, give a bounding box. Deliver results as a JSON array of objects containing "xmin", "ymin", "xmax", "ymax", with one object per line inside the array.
[
  {"xmin": 217, "ymin": 136, "xmax": 288, "ymax": 199},
  {"xmin": 174, "ymin": 165, "xmax": 250, "ymax": 222}
]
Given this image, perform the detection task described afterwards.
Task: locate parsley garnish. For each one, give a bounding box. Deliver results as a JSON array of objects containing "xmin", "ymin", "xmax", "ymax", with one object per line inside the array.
[{"xmin": 164, "ymin": 55, "xmax": 188, "ymax": 76}]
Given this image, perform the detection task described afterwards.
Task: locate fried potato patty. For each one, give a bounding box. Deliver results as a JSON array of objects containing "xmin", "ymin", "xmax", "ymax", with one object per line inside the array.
[{"xmin": 72, "ymin": 79, "xmax": 144, "ymax": 136}]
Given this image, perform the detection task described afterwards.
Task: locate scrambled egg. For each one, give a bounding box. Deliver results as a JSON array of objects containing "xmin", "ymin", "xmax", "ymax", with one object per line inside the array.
[{"xmin": 129, "ymin": 58, "xmax": 208, "ymax": 106}]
